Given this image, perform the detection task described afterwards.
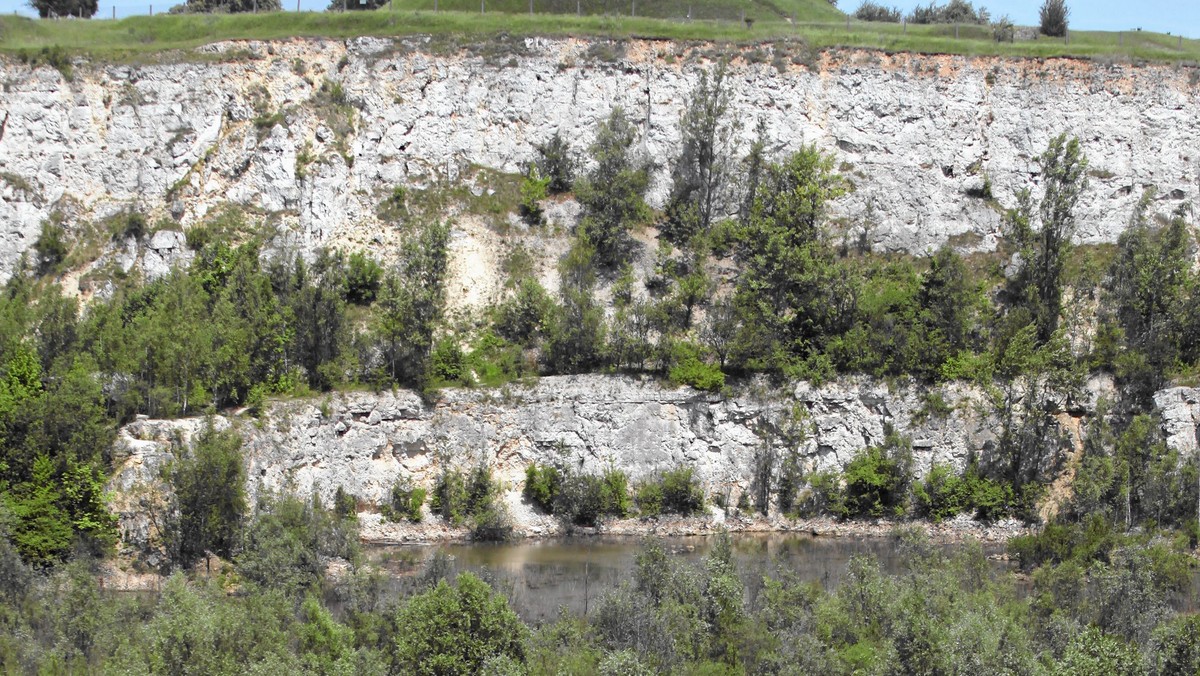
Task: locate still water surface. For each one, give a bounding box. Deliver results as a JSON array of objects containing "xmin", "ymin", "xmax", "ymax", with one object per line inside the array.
[{"xmin": 366, "ymin": 533, "xmax": 1010, "ymax": 624}]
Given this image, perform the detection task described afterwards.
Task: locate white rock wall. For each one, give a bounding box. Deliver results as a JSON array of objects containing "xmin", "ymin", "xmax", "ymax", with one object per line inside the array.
[{"xmin": 2, "ymin": 38, "xmax": 1198, "ymax": 284}]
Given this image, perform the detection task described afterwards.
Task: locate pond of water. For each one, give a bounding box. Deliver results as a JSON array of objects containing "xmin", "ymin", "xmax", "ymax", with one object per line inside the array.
[{"xmin": 365, "ymin": 533, "xmax": 1011, "ymax": 625}]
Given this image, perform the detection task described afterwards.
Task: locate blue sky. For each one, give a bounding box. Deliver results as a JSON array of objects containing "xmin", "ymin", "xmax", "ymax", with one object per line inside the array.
[{"xmin": 0, "ymin": 0, "xmax": 1197, "ymax": 37}]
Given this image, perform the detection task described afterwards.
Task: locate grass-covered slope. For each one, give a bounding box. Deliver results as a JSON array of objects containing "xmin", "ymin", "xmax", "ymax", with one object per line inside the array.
[{"xmin": 1, "ymin": 9, "xmax": 1198, "ymax": 63}]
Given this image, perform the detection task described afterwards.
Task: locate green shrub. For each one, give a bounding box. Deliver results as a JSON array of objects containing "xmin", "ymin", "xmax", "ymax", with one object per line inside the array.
[
  {"xmin": 535, "ymin": 131, "xmax": 575, "ymax": 194},
  {"xmin": 668, "ymin": 341, "xmax": 725, "ymax": 393},
  {"xmin": 635, "ymin": 480, "xmax": 664, "ymax": 517},
  {"xmin": 599, "ymin": 468, "xmax": 632, "ymax": 518},
  {"xmin": 333, "ymin": 486, "xmax": 357, "ymax": 520},
  {"xmin": 391, "ymin": 573, "xmax": 529, "ymax": 675},
  {"xmin": 797, "ymin": 469, "xmax": 844, "ymax": 517},
  {"xmin": 1039, "ymin": 0, "xmax": 1069, "ymax": 37},
  {"xmin": 34, "ymin": 221, "xmax": 68, "ymax": 276},
  {"xmin": 640, "ymin": 466, "xmax": 705, "ymax": 516},
  {"xmin": 345, "ymin": 252, "xmax": 383, "ymax": 305},
  {"xmin": 519, "ymin": 165, "xmax": 550, "ymax": 226},
  {"xmin": 913, "ymin": 464, "xmax": 970, "ymax": 522},
  {"xmin": 526, "ymin": 462, "xmax": 629, "ymax": 526},
  {"xmin": 431, "ymin": 469, "xmax": 470, "ymax": 526},
  {"xmin": 384, "ymin": 481, "xmax": 426, "ymax": 523},
  {"xmin": 854, "ymin": 0, "xmax": 901, "ymax": 22},
  {"xmin": 431, "ymin": 338, "xmax": 470, "ymax": 386},
  {"xmin": 523, "ymin": 463, "xmax": 561, "ymax": 513},
  {"xmin": 471, "ymin": 501, "xmax": 514, "ymax": 542},
  {"xmin": 109, "ymin": 210, "xmax": 148, "ymax": 241},
  {"xmin": 841, "ymin": 434, "xmax": 913, "ymax": 518}
]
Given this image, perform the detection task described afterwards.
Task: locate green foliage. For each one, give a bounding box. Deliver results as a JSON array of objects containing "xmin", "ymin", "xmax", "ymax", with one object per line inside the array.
[
  {"xmin": 840, "ymin": 432, "xmax": 913, "ymax": 518},
  {"xmin": 185, "ymin": 0, "xmax": 281, "ymax": 12},
  {"xmin": 431, "ymin": 337, "xmax": 470, "ymax": 386},
  {"xmin": 575, "ymin": 108, "xmax": 651, "ymax": 267},
  {"xmin": 372, "ymin": 222, "xmax": 451, "ymax": 388},
  {"xmin": 664, "ymin": 61, "xmax": 739, "ymax": 245},
  {"xmin": 1053, "ymin": 627, "xmax": 1141, "ymax": 675},
  {"xmin": 668, "ymin": 341, "xmax": 725, "ymax": 392},
  {"xmin": 637, "ymin": 466, "xmax": 705, "ymax": 517},
  {"xmin": 1097, "ymin": 200, "xmax": 1195, "ymax": 405},
  {"xmin": 730, "ymin": 144, "xmax": 850, "ymax": 373},
  {"xmin": 384, "ymin": 480, "xmax": 426, "ymax": 523},
  {"xmin": 519, "ymin": 164, "xmax": 550, "ymax": 225},
  {"xmin": 165, "ymin": 421, "xmax": 246, "ymax": 568},
  {"xmin": 523, "ymin": 462, "xmax": 561, "ymax": 513},
  {"xmin": 345, "ymin": 251, "xmax": 383, "ymax": 305},
  {"xmin": 551, "ymin": 467, "xmax": 631, "ymax": 527},
  {"xmin": 1039, "ymin": 0, "xmax": 1069, "ymax": 37},
  {"xmin": 1004, "ymin": 134, "xmax": 1088, "ymax": 343},
  {"xmin": 237, "ymin": 493, "xmax": 359, "ymax": 597},
  {"xmin": 391, "ymin": 572, "xmax": 529, "ymax": 675},
  {"xmin": 496, "ymin": 278, "xmax": 553, "ymax": 348},
  {"xmin": 545, "ymin": 240, "xmax": 606, "ymax": 373},
  {"xmin": 28, "ymin": 0, "xmax": 94, "ymax": 20},
  {"xmin": 534, "ymin": 131, "xmax": 575, "ymax": 194},
  {"xmin": 34, "ymin": 221, "xmax": 68, "ymax": 276},
  {"xmin": 432, "ymin": 463, "xmax": 499, "ymax": 531},
  {"xmin": 854, "ymin": 1, "xmax": 901, "ymax": 22},
  {"xmin": 907, "ymin": 0, "xmax": 989, "ymax": 24},
  {"xmin": 333, "ymin": 486, "xmax": 357, "ymax": 520},
  {"xmin": 912, "ymin": 464, "xmax": 1016, "ymax": 522}
]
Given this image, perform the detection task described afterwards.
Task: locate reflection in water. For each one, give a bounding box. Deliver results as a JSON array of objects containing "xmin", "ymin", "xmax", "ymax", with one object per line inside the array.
[{"xmin": 366, "ymin": 533, "xmax": 1009, "ymax": 625}]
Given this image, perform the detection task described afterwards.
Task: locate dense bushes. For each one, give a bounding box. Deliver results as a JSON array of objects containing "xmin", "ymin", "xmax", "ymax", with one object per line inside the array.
[
  {"xmin": 391, "ymin": 573, "xmax": 529, "ymax": 675},
  {"xmin": 523, "ymin": 462, "xmax": 630, "ymax": 526},
  {"xmin": 907, "ymin": 0, "xmax": 989, "ymax": 24},
  {"xmin": 432, "ymin": 464, "xmax": 512, "ymax": 540},
  {"xmin": 164, "ymin": 422, "xmax": 247, "ymax": 568},
  {"xmin": 382, "ymin": 480, "xmax": 426, "ymax": 523},
  {"xmin": 635, "ymin": 466, "xmax": 706, "ymax": 517},
  {"xmin": 854, "ymin": 0, "xmax": 901, "ymax": 22}
]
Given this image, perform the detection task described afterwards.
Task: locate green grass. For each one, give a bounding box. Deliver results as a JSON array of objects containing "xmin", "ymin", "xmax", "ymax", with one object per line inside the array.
[{"xmin": 0, "ymin": 10, "xmax": 1199, "ymax": 64}]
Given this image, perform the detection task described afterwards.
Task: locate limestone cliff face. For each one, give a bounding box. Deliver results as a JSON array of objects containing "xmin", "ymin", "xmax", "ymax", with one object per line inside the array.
[
  {"xmin": 105, "ymin": 374, "xmax": 1055, "ymax": 548},
  {"xmin": 2, "ymin": 37, "xmax": 1198, "ymax": 287}
]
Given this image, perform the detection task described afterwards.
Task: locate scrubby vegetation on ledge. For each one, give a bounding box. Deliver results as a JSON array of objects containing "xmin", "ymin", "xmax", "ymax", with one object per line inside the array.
[{"xmin": 1, "ymin": 8, "xmax": 1199, "ymax": 64}]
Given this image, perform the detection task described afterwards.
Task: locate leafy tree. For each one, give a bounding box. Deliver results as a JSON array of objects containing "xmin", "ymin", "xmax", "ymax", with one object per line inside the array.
[
  {"xmin": 495, "ymin": 278, "xmax": 553, "ymax": 348},
  {"xmin": 284, "ymin": 252, "xmax": 351, "ymax": 391},
  {"xmin": 1053, "ymin": 628, "xmax": 1141, "ymax": 675},
  {"xmin": 575, "ymin": 108, "xmax": 651, "ymax": 267},
  {"xmin": 1039, "ymin": 0, "xmax": 1069, "ymax": 37},
  {"xmin": 907, "ymin": 0, "xmax": 988, "ymax": 24},
  {"xmin": 184, "ymin": 0, "xmax": 281, "ymax": 12},
  {"xmin": 841, "ymin": 432, "xmax": 914, "ymax": 518},
  {"xmin": 33, "ymin": 221, "xmax": 68, "ymax": 276},
  {"xmin": 372, "ymin": 222, "xmax": 450, "ymax": 387},
  {"xmin": 664, "ymin": 61, "xmax": 740, "ymax": 245},
  {"xmin": 1004, "ymin": 134, "xmax": 1088, "ymax": 343},
  {"xmin": 28, "ymin": 0, "xmax": 96, "ymax": 18},
  {"xmin": 917, "ymin": 246, "xmax": 980, "ymax": 378},
  {"xmin": 390, "ymin": 573, "xmax": 529, "ymax": 675},
  {"xmin": 165, "ymin": 422, "xmax": 246, "ymax": 568},
  {"xmin": 730, "ymin": 145, "xmax": 851, "ymax": 371},
  {"xmin": 1099, "ymin": 198, "xmax": 1193, "ymax": 405},
  {"xmin": 854, "ymin": 1, "xmax": 901, "ymax": 22},
  {"xmin": 545, "ymin": 241, "xmax": 606, "ymax": 374},
  {"xmin": 534, "ymin": 132, "xmax": 576, "ymax": 194},
  {"xmin": 345, "ymin": 252, "xmax": 383, "ymax": 305},
  {"xmin": 237, "ymin": 494, "xmax": 358, "ymax": 597}
]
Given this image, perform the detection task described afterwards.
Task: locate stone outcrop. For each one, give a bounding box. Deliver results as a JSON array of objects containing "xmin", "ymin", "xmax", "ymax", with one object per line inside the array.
[
  {"xmin": 105, "ymin": 374, "xmax": 1010, "ymax": 549},
  {"xmin": 2, "ymin": 38, "xmax": 1198, "ymax": 285}
]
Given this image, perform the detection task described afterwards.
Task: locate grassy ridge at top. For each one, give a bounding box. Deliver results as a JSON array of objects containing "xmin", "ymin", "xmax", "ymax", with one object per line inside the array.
[{"xmin": 0, "ymin": 8, "xmax": 1198, "ymax": 64}]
